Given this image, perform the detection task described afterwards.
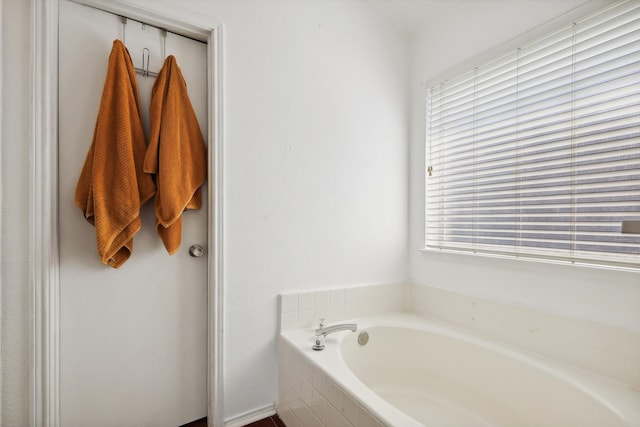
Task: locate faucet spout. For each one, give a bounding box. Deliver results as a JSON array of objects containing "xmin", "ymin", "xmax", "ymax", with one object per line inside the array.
[
  {"xmin": 316, "ymin": 323, "xmax": 358, "ymax": 336},
  {"xmin": 312, "ymin": 323, "xmax": 357, "ymax": 350}
]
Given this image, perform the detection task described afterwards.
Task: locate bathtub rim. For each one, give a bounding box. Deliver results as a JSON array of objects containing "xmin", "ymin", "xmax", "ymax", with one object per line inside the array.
[
  {"xmin": 279, "ymin": 312, "xmax": 640, "ymax": 427},
  {"xmin": 279, "ymin": 328, "xmax": 422, "ymax": 427}
]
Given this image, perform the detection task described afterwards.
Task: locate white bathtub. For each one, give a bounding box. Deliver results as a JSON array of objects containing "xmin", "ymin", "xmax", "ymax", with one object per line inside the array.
[{"xmin": 278, "ymin": 313, "xmax": 640, "ymax": 427}]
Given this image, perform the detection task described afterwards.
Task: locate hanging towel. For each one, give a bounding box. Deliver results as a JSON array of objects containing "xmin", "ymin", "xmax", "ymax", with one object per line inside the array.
[
  {"xmin": 144, "ymin": 55, "xmax": 207, "ymax": 255},
  {"xmin": 75, "ymin": 39, "xmax": 156, "ymax": 268}
]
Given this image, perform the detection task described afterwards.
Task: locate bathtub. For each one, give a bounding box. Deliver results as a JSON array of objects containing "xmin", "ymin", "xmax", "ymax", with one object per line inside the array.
[{"xmin": 278, "ymin": 313, "xmax": 640, "ymax": 427}]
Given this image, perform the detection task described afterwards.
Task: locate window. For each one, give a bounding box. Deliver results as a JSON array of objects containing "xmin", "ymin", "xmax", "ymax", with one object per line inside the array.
[{"xmin": 425, "ymin": 0, "xmax": 640, "ymax": 267}]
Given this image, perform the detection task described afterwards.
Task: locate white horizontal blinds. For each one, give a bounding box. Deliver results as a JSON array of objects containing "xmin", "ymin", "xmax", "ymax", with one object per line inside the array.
[
  {"xmin": 426, "ymin": 0, "xmax": 640, "ymax": 266},
  {"xmin": 571, "ymin": 1, "xmax": 640, "ymax": 264}
]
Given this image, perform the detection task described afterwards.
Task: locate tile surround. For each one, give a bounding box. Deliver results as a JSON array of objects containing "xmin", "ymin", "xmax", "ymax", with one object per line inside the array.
[
  {"xmin": 409, "ymin": 284, "xmax": 640, "ymax": 387},
  {"xmin": 278, "ymin": 282, "xmax": 640, "ymax": 397},
  {"xmin": 277, "ymin": 337, "xmax": 384, "ymax": 427},
  {"xmin": 279, "ymin": 283, "xmax": 407, "ymax": 332},
  {"xmin": 277, "ymin": 283, "xmax": 407, "ymax": 426}
]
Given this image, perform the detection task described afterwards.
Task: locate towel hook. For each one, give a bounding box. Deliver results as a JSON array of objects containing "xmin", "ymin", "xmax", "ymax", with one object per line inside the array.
[
  {"xmin": 161, "ymin": 29, "xmax": 167, "ymax": 60},
  {"xmin": 142, "ymin": 48, "xmax": 150, "ymax": 77},
  {"xmin": 120, "ymin": 16, "xmax": 127, "ymax": 44}
]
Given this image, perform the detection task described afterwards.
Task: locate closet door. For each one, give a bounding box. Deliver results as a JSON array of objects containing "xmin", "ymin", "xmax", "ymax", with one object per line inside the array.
[{"xmin": 58, "ymin": 1, "xmax": 208, "ymax": 426}]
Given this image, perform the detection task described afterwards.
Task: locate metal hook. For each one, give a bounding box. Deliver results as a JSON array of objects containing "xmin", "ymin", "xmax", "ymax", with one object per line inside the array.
[
  {"xmin": 161, "ymin": 29, "xmax": 167, "ymax": 60},
  {"xmin": 120, "ymin": 16, "xmax": 127, "ymax": 44},
  {"xmin": 142, "ymin": 48, "xmax": 150, "ymax": 77}
]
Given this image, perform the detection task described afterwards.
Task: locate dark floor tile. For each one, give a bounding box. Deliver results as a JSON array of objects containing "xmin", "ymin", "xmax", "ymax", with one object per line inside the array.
[
  {"xmin": 244, "ymin": 418, "xmax": 275, "ymax": 427},
  {"xmin": 180, "ymin": 417, "xmax": 207, "ymax": 427},
  {"xmin": 178, "ymin": 413, "xmax": 286, "ymax": 427},
  {"xmin": 243, "ymin": 414, "xmax": 287, "ymax": 427},
  {"xmin": 271, "ymin": 414, "xmax": 287, "ymax": 427}
]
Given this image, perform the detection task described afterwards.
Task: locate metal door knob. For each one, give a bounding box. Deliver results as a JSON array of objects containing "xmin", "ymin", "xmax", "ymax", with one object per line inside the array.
[{"xmin": 189, "ymin": 244, "xmax": 205, "ymax": 257}]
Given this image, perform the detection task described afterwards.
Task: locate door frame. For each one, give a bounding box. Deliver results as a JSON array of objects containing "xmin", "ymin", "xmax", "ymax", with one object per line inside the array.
[{"xmin": 30, "ymin": 1, "xmax": 224, "ymax": 426}]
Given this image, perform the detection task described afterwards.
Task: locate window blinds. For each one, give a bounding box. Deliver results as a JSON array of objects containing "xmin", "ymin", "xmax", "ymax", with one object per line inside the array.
[{"xmin": 425, "ymin": 0, "xmax": 640, "ymax": 267}]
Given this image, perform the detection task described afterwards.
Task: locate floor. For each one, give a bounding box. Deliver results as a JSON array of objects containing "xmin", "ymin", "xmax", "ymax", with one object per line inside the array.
[
  {"xmin": 180, "ymin": 415, "xmax": 286, "ymax": 427},
  {"xmin": 244, "ymin": 415, "xmax": 287, "ymax": 427}
]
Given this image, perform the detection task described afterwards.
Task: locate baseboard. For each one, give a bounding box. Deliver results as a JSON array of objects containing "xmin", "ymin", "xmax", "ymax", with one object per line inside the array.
[{"xmin": 224, "ymin": 403, "xmax": 276, "ymax": 427}]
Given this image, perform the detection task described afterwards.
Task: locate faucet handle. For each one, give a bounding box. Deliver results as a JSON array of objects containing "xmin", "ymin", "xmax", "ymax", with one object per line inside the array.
[
  {"xmin": 312, "ymin": 333, "xmax": 325, "ymax": 351},
  {"xmin": 318, "ymin": 318, "xmax": 325, "ymax": 329}
]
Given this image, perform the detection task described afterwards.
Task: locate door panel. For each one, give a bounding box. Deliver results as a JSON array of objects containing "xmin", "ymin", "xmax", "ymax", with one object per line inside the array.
[{"xmin": 58, "ymin": 2, "xmax": 207, "ymax": 426}]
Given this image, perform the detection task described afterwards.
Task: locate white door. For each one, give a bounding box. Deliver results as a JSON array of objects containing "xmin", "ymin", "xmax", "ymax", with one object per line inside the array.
[{"xmin": 58, "ymin": 2, "xmax": 208, "ymax": 426}]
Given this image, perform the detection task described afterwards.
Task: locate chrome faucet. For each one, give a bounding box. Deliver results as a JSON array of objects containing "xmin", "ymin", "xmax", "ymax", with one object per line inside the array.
[{"xmin": 312, "ymin": 319, "xmax": 357, "ymax": 351}]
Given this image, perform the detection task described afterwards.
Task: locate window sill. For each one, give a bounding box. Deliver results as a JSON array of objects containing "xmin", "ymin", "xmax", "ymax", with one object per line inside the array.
[{"xmin": 418, "ymin": 247, "xmax": 640, "ymax": 273}]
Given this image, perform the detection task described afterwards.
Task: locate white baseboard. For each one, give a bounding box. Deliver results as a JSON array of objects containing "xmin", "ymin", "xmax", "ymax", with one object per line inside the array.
[{"xmin": 224, "ymin": 404, "xmax": 276, "ymax": 427}]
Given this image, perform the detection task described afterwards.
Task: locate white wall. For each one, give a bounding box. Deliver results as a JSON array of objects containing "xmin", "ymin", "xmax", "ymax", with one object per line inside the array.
[
  {"xmin": 408, "ymin": 0, "xmax": 640, "ymax": 334},
  {"xmin": 0, "ymin": 0, "xmax": 409, "ymax": 424},
  {"xmin": 1, "ymin": 1, "xmax": 32, "ymax": 425},
  {"xmin": 212, "ymin": 0, "xmax": 409, "ymax": 419}
]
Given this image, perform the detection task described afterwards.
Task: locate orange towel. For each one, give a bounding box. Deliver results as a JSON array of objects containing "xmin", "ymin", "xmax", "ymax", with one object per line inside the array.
[
  {"xmin": 75, "ymin": 39, "xmax": 156, "ymax": 268},
  {"xmin": 144, "ymin": 55, "xmax": 207, "ymax": 255}
]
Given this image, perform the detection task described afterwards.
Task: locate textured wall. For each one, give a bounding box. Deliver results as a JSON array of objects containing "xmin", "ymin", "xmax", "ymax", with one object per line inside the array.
[
  {"xmin": 212, "ymin": 0, "xmax": 409, "ymax": 419},
  {"xmin": 1, "ymin": 0, "xmax": 32, "ymax": 425}
]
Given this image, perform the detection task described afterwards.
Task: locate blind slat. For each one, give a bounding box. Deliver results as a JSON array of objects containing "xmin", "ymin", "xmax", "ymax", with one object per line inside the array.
[{"xmin": 426, "ymin": 0, "xmax": 640, "ymax": 267}]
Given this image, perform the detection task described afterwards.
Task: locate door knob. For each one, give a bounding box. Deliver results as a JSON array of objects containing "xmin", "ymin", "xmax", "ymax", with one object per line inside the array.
[{"xmin": 189, "ymin": 244, "xmax": 205, "ymax": 257}]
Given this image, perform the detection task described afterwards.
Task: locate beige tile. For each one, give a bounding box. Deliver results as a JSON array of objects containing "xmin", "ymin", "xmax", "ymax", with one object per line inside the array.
[{"xmin": 281, "ymin": 293, "xmax": 299, "ymax": 314}]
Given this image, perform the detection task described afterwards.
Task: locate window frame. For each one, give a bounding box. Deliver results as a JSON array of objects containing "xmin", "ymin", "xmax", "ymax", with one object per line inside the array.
[{"xmin": 423, "ymin": 0, "xmax": 640, "ymax": 270}]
